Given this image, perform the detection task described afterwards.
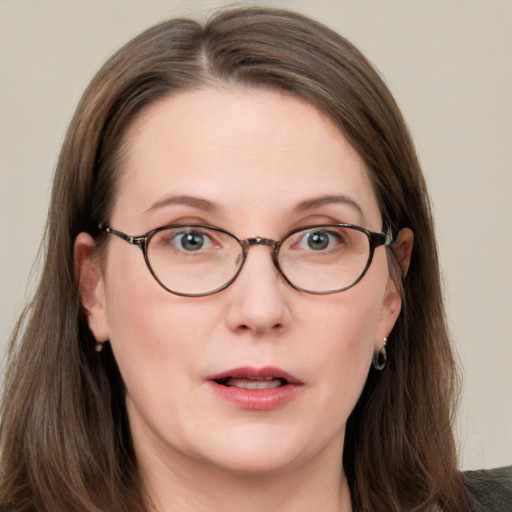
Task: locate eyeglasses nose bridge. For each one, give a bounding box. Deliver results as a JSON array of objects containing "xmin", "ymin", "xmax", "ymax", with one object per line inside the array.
[
  {"xmin": 240, "ymin": 237, "xmax": 282, "ymax": 274},
  {"xmin": 244, "ymin": 237, "xmax": 278, "ymax": 249}
]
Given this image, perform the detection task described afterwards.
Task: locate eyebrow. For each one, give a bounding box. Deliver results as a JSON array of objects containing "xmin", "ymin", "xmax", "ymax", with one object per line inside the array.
[
  {"xmin": 143, "ymin": 195, "xmax": 219, "ymax": 214},
  {"xmin": 294, "ymin": 194, "xmax": 365, "ymax": 219},
  {"xmin": 143, "ymin": 193, "xmax": 364, "ymax": 220}
]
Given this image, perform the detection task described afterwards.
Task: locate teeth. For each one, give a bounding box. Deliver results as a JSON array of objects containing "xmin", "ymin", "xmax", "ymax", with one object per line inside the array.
[{"xmin": 224, "ymin": 377, "xmax": 283, "ymax": 389}]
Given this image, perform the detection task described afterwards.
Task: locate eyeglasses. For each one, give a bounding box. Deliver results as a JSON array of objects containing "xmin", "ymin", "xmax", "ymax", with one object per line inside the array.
[{"xmin": 99, "ymin": 223, "xmax": 393, "ymax": 297}]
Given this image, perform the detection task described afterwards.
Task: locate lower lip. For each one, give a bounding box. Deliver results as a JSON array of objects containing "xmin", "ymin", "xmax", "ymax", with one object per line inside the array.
[{"xmin": 207, "ymin": 381, "xmax": 303, "ymax": 410}]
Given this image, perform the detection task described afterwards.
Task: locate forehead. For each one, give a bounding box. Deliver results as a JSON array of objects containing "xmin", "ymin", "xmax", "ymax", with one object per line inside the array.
[{"xmin": 114, "ymin": 87, "xmax": 382, "ymax": 232}]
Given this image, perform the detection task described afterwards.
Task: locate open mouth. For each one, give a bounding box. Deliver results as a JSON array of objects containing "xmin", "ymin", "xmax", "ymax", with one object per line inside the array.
[
  {"xmin": 214, "ymin": 376, "xmax": 288, "ymax": 389},
  {"xmin": 208, "ymin": 366, "xmax": 302, "ymax": 390},
  {"xmin": 207, "ymin": 366, "xmax": 303, "ymax": 409}
]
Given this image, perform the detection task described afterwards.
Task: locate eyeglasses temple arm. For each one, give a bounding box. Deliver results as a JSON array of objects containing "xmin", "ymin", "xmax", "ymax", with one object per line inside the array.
[
  {"xmin": 99, "ymin": 225, "xmax": 139, "ymax": 245},
  {"xmin": 385, "ymin": 227, "xmax": 394, "ymax": 246}
]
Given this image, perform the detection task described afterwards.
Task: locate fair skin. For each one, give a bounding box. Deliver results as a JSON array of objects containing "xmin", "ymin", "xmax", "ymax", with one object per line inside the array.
[{"xmin": 75, "ymin": 87, "xmax": 412, "ymax": 512}]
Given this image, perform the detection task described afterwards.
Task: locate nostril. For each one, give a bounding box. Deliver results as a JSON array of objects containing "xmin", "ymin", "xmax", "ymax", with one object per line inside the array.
[{"xmin": 235, "ymin": 322, "xmax": 283, "ymax": 335}]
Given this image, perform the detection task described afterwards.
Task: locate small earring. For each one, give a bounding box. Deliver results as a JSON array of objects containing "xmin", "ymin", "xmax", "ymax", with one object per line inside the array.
[
  {"xmin": 94, "ymin": 341, "xmax": 105, "ymax": 353},
  {"xmin": 372, "ymin": 337, "xmax": 387, "ymax": 371}
]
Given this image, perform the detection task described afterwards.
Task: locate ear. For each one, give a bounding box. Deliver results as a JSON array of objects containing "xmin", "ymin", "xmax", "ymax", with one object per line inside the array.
[
  {"xmin": 375, "ymin": 277, "xmax": 402, "ymax": 350},
  {"xmin": 74, "ymin": 232, "xmax": 110, "ymax": 342},
  {"xmin": 391, "ymin": 228, "xmax": 414, "ymax": 278},
  {"xmin": 374, "ymin": 229, "xmax": 414, "ymax": 350}
]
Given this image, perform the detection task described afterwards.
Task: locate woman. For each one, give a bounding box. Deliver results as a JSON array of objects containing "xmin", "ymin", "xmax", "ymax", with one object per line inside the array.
[{"xmin": 0, "ymin": 6, "xmax": 509, "ymax": 512}]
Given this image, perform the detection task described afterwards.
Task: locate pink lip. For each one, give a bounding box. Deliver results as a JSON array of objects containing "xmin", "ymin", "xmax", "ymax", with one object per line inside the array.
[{"xmin": 206, "ymin": 366, "xmax": 304, "ymax": 410}]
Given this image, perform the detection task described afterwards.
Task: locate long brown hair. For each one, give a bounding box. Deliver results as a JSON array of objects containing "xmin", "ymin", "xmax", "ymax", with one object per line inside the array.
[{"xmin": 0, "ymin": 7, "xmax": 471, "ymax": 511}]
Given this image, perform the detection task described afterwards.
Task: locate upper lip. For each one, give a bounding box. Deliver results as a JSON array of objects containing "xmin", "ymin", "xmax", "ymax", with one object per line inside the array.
[{"xmin": 206, "ymin": 366, "xmax": 303, "ymax": 385}]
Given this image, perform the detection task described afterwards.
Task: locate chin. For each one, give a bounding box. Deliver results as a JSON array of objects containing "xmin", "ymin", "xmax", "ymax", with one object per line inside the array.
[
  {"xmin": 192, "ymin": 423, "xmax": 328, "ymax": 477},
  {"xmin": 205, "ymin": 450, "xmax": 303, "ymax": 477}
]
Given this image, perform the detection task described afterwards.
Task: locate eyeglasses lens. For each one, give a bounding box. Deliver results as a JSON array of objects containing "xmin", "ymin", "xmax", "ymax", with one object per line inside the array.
[{"xmin": 145, "ymin": 225, "xmax": 371, "ymax": 296}]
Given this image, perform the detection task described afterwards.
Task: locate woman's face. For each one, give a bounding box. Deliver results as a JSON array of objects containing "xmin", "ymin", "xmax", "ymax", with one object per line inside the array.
[{"xmin": 82, "ymin": 87, "xmax": 401, "ymax": 477}]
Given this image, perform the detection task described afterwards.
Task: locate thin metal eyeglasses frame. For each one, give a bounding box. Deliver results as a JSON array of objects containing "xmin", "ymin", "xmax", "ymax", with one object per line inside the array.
[{"xmin": 98, "ymin": 223, "xmax": 394, "ymax": 297}]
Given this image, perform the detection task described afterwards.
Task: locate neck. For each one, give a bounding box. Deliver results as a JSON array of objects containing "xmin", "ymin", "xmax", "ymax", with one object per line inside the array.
[{"xmin": 137, "ymin": 437, "xmax": 352, "ymax": 512}]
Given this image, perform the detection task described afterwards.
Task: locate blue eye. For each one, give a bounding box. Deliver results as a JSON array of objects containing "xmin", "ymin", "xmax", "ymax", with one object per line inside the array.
[
  {"xmin": 172, "ymin": 230, "xmax": 211, "ymax": 251},
  {"xmin": 298, "ymin": 230, "xmax": 341, "ymax": 251},
  {"xmin": 306, "ymin": 231, "xmax": 329, "ymax": 250}
]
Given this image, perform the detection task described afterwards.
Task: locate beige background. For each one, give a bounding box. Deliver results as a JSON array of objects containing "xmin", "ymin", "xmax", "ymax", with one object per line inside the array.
[{"xmin": 1, "ymin": 0, "xmax": 511, "ymax": 470}]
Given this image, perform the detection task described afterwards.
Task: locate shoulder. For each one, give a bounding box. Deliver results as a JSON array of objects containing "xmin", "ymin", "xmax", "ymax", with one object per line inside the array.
[{"xmin": 464, "ymin": 465, "xmax": 512, "ymax": 511}]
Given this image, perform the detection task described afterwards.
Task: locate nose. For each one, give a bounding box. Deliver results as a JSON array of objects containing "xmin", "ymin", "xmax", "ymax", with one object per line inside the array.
[{"xmin": 225, "ymin": 245, "xmax": 291, "ymax": 336}]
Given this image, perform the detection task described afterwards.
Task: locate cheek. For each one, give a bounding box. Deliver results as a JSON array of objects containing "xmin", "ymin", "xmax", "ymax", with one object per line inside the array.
[
  {"xmin": 106, "ymin": 289, "xmax": 201, "ymax": 376},
  {"xmin": 304, "ymin": 295, "xmax": 378, "ymax": 381},
  {"xmin": 101, "ymin": 246, "xmax": 204, "ymax": 394},
  {"xmin": 306, "ymin": 271, "xmax": 386, "ymax": 359},
  {"xmin": 103, "ymin": 278, "xmax": 215, "ymax": 453},
  {"xmin": 297, "ymin": 270, "xmax": 387, "ymax": 418}
]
